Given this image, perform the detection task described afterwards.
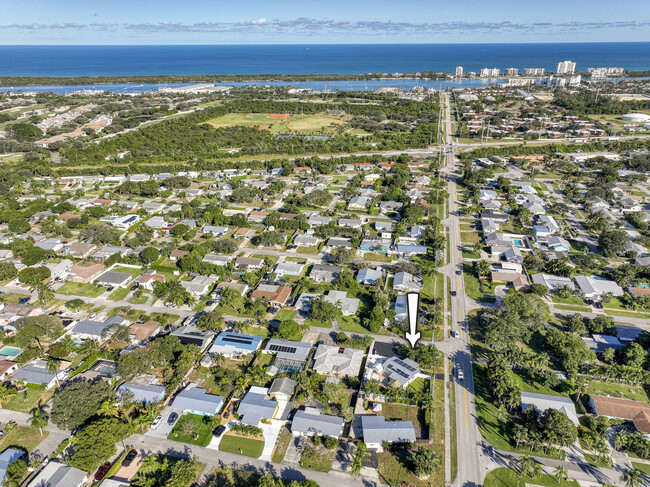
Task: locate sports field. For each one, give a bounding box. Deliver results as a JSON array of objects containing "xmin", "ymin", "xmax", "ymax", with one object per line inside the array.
[{"xmin": 205, "ymin": 112, "xmax": 349, "ymax": 133}]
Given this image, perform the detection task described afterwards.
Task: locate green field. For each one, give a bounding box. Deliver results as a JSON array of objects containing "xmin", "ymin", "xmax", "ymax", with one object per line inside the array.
[
  {"xmin": 585, "ymin": 379, "xmax": 649, "ymax": 403},
  {"xmin": 300, "ymin": 445, "xmax": 334, "ymax": 472},
  {"xmin": 108, "ymin": 287, "xmax": 130, "ymax": 301},
  {"xmin": 57, "ymin": 282, "xmax": 106, "ymax": 298},
  {"xmin": 219, "ymin": 434, "xmax": 265, "ymax": 458},
  {"xmin": 205, "ymin": 112, "xmax": 348, "ymax": 134},
  {"xmin": 168, "ymin": 414, "xmax": 213, "ymax": 447},
  {"xmin": 275, "ymin": 309, "xmax": 296, "ymax": 321},
  {"xmin": 0, "ymin": 425, "xmax": 48, "ymax": 452}
]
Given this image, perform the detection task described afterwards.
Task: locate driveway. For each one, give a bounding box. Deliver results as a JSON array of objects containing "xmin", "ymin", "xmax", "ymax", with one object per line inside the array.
[
  {"xmin": 112, "ymin": 448, "xmax": 147, "ymax": 482},
  {"xmin": 145, "ymin": 406, "xmax": 181, "ymax": 439},
  {"xmin": 259, "ymin": 419, "xmax": 284, "ymax": 461},
  {"xmin": 283, "ymin": 435, "xmax": 303, "ymax": 464}
]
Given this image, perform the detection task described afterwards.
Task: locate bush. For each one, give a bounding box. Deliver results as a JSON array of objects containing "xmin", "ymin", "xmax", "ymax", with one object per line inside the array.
[
  {"xmin": 65, "ymin": 298, "xmax": 85, "ymax": 309},
  {"xmin": 325, "ymin": 436, "xmax": 338, "ymax": 449}
]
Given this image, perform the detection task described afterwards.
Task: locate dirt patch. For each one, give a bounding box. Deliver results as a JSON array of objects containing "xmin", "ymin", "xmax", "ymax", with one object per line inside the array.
[{"xmin": 267, "ymin": 114, "xmax": 290, "ymax": 119}]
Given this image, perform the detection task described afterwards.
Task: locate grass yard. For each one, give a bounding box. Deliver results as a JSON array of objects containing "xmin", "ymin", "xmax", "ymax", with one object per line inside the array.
[
  {"xmin": 460, "ymin": 231, "xmax": 481, "ymax": 243},
  {"xmin": 462, "ymin": 250, "xmax": 481, "ymax": 259},
  {"xmin": 219, "ymin": 434, "xmax": 265, "ymax": 458},
  {"xmin": 631, "ymin": 462, "xmax": 650, "ymax": 475},
  {"xmin": 271, "ymin": 426, "xmax": 292, "ymax": 463},
  {"xmin": 299, "ymin": 444, "xmax": 334, "ymax": 472},
  {"xmin": 382, "ymin": 403, "xmax": 422, "ymax": 432},
  {"xmin": 605, "ymin": 309, "xmax": 650, "ymax": 319},
  {"xmin": 296, "ymin": 245, "xmax": 320, "ymax": 254},
  {"xmin": 585, "ymin": 379, "xmax": 649, "ymax": 402},
  {"xmin": 108, "ymin": 287, "xmax": 130, "ymax": 301},
  {"xmin": 363, "ymin": 253, "xmax": 394, "ymax": 262},
  {"xmin": 168, "ymin": 414, "xmax": 213, "ymax": 447},
  {"xmin": 286, "ymin": 113, "xmax": 346, "ymax": 131},
  {"xmin": 555, "ymin": 304, "xmax": 591, "ymax": 312},
  {"xmin": 552, "ymin": 296, "xmax": 587, "ymax": 306},
  {"xmin": 57, "ymin": 282, "xmax": 106, "ymax": 298},
  {"xmin": 378, "ymin": 450, "xmax": 436, "ymax": 487},
  {"xmin": 0, "ymin": 293, "xmax": 30, "ymax": 304},
  {"xmin": 275, "ymin": 309, "xmax": 296, "ymax": 321},
  {"xmin": 484, "ymin": 467, "xmax": 579, "ymax": 487},
  {"xmin": 407, "ymin": 377, "xmax": 428, "ymax": 395},
  {"xmin": 462, "ymin": 264, "xmax": 496, "ymax": 301},
  {"xmin": 3, "ymin": 388, "xmax": 54, "ymax": 412},
  {"xmin": 0, "ymin": 425, "xmax": 48, "ymax": 452},
  {"xmin": 129, "ymin": 295, "xmax": 149, "ymax": 304},
  {"xmin": 421, "ymin": 271, "xmax": 444, "ymax": 303},
  {"xmin": 111, "ymin": 266, "xmax": 143, "ymax": 277}
]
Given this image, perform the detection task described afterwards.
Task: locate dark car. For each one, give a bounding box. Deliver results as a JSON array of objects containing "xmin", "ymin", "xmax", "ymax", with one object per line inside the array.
[
  {"xmin": 455, "ymin": 270, "xmax": 462, "ymax": 275},
  {"xmin": 450, "ymin": 291, "xmax": 456, "ymax": 296},
  {"xmin": 122, "ymin": 449, "xmax": 137, "ymax": 467},
  {"xmin": 95, "ymin": 463, "xmax": 111, "ymax": 481},
  {"xmin": 19, "ymin": 297, "xmax": 30, "ymax": 304},
  {"xmin": 214, "ymin": 425, "xmax": 227, "ymax": 437},
  {"xmin": 167, "ymin": 412, "xmax": 179, "ymax": 425}
]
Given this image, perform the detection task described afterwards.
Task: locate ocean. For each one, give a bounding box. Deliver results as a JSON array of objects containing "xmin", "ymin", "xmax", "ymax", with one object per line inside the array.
[{"xmin": 0, "ymin": 43, "xmax": 649, "ymax": 77}]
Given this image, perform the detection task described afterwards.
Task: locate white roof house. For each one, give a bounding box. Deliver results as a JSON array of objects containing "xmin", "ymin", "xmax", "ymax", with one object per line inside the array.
[
  {"xmin": 393, "ymin": 272, "xmax": 422, "ymax": 293},
  {"xmin": 180, "ymin": 275, "xmax": 218, "ymax": 296},
  {"xmin": 361, "ymin": 415, "xmax": 416, "ymax": 450},
  {"xmin": 520, "ymin": 391, "xmax": 579, "ymax": 424},
  {"xmin": 574, "ymin": 276, "xmax": 624, "ymax": 299},
  {"xmin": 312, "ymin": 344, "xmax": 364, "ymax": 377},
  {"xmin": 531, "ymin": 273, "xmax": 575, "ymax": 292},
  {"xmin": 324, "ymin": 290, "xmax": 360, "ymax": 316}
]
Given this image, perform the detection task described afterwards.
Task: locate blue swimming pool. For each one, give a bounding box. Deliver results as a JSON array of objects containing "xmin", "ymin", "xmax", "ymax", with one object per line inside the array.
[
  {"xmin": 513, "ymin": 239, "xmax": 524, "ymax": 246},
  {"xmin": 0, "ymin": 346, "xmax": 23, "ymax": 358}
]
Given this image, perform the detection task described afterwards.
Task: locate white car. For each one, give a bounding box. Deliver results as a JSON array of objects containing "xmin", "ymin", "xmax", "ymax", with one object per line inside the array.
[{"xmin": 151, "ymin": 415, "xmax": 162, "ymax": 429}]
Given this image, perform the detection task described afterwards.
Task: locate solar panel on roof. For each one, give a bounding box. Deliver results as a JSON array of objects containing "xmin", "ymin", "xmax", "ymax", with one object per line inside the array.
[
  {"xmin": 222, "ymin": 335, "xmax": 255, "ymax": 345},
  {"xmin": 269, "ymin": 344, "xmax": 297, "ymax": 354}
]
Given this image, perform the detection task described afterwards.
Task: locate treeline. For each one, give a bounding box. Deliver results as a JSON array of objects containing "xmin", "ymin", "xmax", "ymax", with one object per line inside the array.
[
  {"xmin": 554, "ymin": 88, "xmax": 650, "ymax": 115},
  {"xmin": 0, "ymin": 72, "xmax": 452, "ymax": 87}
]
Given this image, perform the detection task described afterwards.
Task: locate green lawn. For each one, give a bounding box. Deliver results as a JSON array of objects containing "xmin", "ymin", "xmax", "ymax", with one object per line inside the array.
[
  {"xmin": 551, "ymin": 296, "xmax": 587, "ymax": 306},
  {"xmin": 57, "ymin": 282, "xmax": 107, "ymax": 298},
  {"xmin": 219, "ymin": 434, "xmax": 265, "ymax": 458},
  {"xmin": 421, "ymin": 271, "xmax": 444, "ymax": 303},
  {"xmin": 462, "ymin": 250, "xmax": 481, "ymax": 259},
  {"xmin": 0, "ymin": 425, "xmax": 48, "ymax": 452},
  {"xmin": 275, "ymin": 309, "xmax": 296, "ymax": 321},
  {"xmin": 296, "ymin": 246, "xmax": 320, "ymax": 254},
  {"xmin": 168, "ymin": 414, "xmax": 213, "ymax": 447},
  {"xmin": 463, "ymin": 264, "xmax": 496, "ymax": 301},
  {"xmin": 108, "ymin": 287, "xmax": 130, "ymax": 301},
  {"xmin": 484, "ymin": 467, "xmax": 579, "ymax": 487},
  {"xmin": 362, "ymin": 253, "xmax": 394, "ymax": 262},
  {"xmin": 605, "ymin": 309, "xmax": 650, "ymax": 319},
  {"xmin": 407, "ymin": 377, "xmax": 428, "ymax": 395},
  {"xmin": 3, "ymin": 388, "xmax": 54, "ymax": 412},
  {"xmin": 460, "ymin": 231, "xmax": 481, "ymax": 243},
  {"xmin": 631, "ymin": 462, "xmax": 650, "ymax": 476},
  {"xmin": 378, "ymin": 450, "xmax": 433, "ymax": 487},
  {"xmin": 585, "ymin": 379, "xmax": 649, "ymax": 402},
  {"xmin": 129, "ymin": 295, "xmax": 149, "ymax": 304},
  {"xmin": 299, "ymin": 445, "xmax": 334, "ymax": 472},
  {"xmin": 555, "ymin": 304, "xmax": 591, "ymax": 312},
  {"xmin": 111, "ymin": 266, "xmax": 143, "ymax": 277}
]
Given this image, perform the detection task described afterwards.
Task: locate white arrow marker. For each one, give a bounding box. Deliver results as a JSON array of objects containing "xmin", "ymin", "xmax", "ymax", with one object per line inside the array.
[{"xmin": 405, "ymin": 292, "xmax": 421, "ymax": 348}]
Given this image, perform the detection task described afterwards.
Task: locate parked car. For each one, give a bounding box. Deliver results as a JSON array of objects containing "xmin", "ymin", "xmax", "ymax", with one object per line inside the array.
[
  {"xmin": 451, "ymin": 330, "xmax": 460, "ymax": 339},
  {"xmin": 152, "ymin": 415, "xmax": 162, "ymax": 428},
  {"xmin": 167, "ymin": 412, "xmax": 179, "ymax": 425},
  {"xmin": 296, "ymin": 436, "xmax": 307, "ymax": 450},
  {"xmin": 450, "ymin": 291, "xmax": 456, "ymax": 296},
  {"xmin": 455, "ymin": 270, "xmax": 462, "ymax": 275},
  {"xmin": 214, "ymin": 425, "xmax": 227, "ymax": 437},
  {"xmin": 95, "ymin": 463, "xmax": 111, "ymax": 481},
  {"xmin": 122, "ymin": 449, "xmax": 137, "ymax": 467}
]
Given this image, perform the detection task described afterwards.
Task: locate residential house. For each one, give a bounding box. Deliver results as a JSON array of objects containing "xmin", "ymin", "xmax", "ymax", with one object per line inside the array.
[
  {"xmin": 251, "ymin": 283, "xmax": 292, "ymax": 307},
  {"xmin": 117, "ymin": 381, "xmax": 165, "ymax": 404},
  {"xmin": 237, "ymin": 386, "xmax": 279, "ymax": 426},
  {"xmin": 393, "ymin": 272, "xmax": 422, "ymax": 293},
  {"xmin": 170, "ymin": 325, "xmax": 216, "ymax": 351},
  {"xmin": 356, "ymin": 268, "xmax": 383, "ymax": 285},
  {"xmin": 574, "ymin": 276, "xmax": 624, "ymax": 299},
  {"xmin": 128, "ymin": 321, "xmax": 161, "ymax": 345},
  {"xmin": 365, "ymin": 356, "xmax": 421, "ymax": 389},
  {"xmin": 233, "ymin": 228, "xmax": 256, "ymax": 239},
  {"xmin": 169, "ymin": 250, "xmax": 189, "ymax": 262},
  {"xmin": 0, "ymin": 449, "xmax": 26, "ymax": 485},
  {"xmin": 45, "ymin": 259, "xmax": 73, "ymax": 280},
  {"xmin": 531, "ymin": 273, "xmax": 575, "ymax": 293},
  {"xmin": 274, "ymin": 262, "xmax": 305, "ymax": 278},
  {"xmin": 13, "ymin": 359, "xmax": 60, "ymax": 389},
  {"xmin": 326, "ymin": 237, "xmax": 353, "ymax": 249},
  {"xmin": 0, "ymin": 361, "xmax": 18, "ymax": 380},
  {"xmin": 324, "ymin": 290, "xmax": 360, "ymax": 316},
  {"xmin": 374, "ymin": 221, "xmax": 393, "ymax": 232},
  {"xmin": 547, "ymin": 236, "xmax": 571, "ymax": 252},
  {"xmin": 70, "ymin": 315, "xmax": 127, "ymax": 342},
  {"xmin": 394, "ymin": 295, "xmax": 408, "ymax": 322},
  {"xmin": 34, "ymin": 238, "xmax": 63, "ymax": 252},
  {"xmin": 269, "ymin": 377, "xmax": 297, "ymax": 402},
  {"xmin": 171, "ymin": 383, "xmax": 223, "ymax": 416},
  {"xmin": 234, "ymin": 256, "xmax": 264, "ymax": 271},
  {"xmin": 25, "ymin": 461, "xmax": 87, "ymax": 487},
  {"xmin": 292, "ymin": 408, "xmax": 344, "ymax": 438},
  {"xmin": 520, "ymin": 391, "xmax": 579, "ymax": 424},
  {"xmin": 135, "ymin": 270, "xmax": 165, "ymax": 291},
  {"xmin": 215, "ymin": 281, "xmax": 249, "ymax": 296},
  {"xmin": 65, "ymin": 242, "xmax": 96, "ymax": 259},
  {"xmin": 395, "ymin": 244, "xmax": 427, "ymax": 256},
  {"xmin": 310, "ymin": 264, "xmax": 343, "ymax": 283},
  {"xmin": 582, "ymin": 334, "xmax": 623, "ymax": 353},
  {"xmin": 312, "ymin": 344, "xmax": 364, "ymax": 377},
  {"xmin": 589, "ymin": 395, "xmax": 650, "ymax": 438},
  {"xmin": 202, "ymin": 254, "xmax": 232, "ymax": 266},
  {"xmin": 209, "ymin": 332, "xmax": 263, "ymax": 358},
  {"xmin": 338, "ymin": 218, "xmax": 363, "ymax": 229},
  {"xmin": 361, "ymin": 415, "xmax": 416, "ymax": 450},
  {"xmin": 203, "ymin": 225, "xmax": 230, "ymax": 237},
  {"xmin": 379, "ymin": 201, "xmax": 403, "ymax": 213},
  {"xmin": 348, "ymin": 196, "xmax": 371, "ymax": 209},
  {"xmin": 94, "ymin": 270, "xmax": 132, "ymax": 288},
  {"xmin": 144, "ymin": 216, "xmax": 172, "ymax": 231},
  {"xmin": 294, "ymin": 234, "xmax": 319, "ymax": 247},
  {"xmin": 180, "ymin": 275, "xmax": 218, "ymax": 297},
  {"xmin": 92, "ymin": 245, "xmax": 131, "ymax": 261},
  {"xmin": 307, "ymin": 215, "xmax": 332, "ymax": 227}
]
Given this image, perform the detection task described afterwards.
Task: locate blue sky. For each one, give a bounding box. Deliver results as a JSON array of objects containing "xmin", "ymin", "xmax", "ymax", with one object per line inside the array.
[{"xmin": 1, "ymin": 0, "xmax": 648, "ymax": 44}]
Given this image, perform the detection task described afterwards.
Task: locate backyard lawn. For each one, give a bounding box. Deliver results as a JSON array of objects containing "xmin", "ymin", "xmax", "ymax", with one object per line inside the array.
[
  {"xmin": 57, "ymin": 282, "xmax": 106, "ymax": 298},
  {"xmin": 0, "ymin": 425, "xmax": 48, "ymax": 452},
  {"xmin": 168, "ymin": 414, "xmax": 213, "ymax": 447},
  {"xmin": 219, "ymin": 434, "xmax": 265, "ymax": 458},
  {"xmin": 584, "ymin": 379, "xmax": 649, "ymax": 402},
  {"xmin": 3, "ymin": 388, "xmax": 54, "ymax": 413}
]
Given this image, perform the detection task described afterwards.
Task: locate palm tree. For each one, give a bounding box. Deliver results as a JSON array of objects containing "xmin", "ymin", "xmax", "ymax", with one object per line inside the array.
[
  {"xmin": 553, "ymin": 465, "xmax": 569, "ymax": 485},
  {"xmin": 45, "ymin": 357, "xmax": 60, "ymax": 389},
  {"xmin": 475, "ymin": 259, "xmax": 490, "ymax": 278},
  {"xmin": 516, "ymin": 455, "xmax": 535, "ymax": 486},
  {"xmin": 350, "ymin": 443, "xmax": 368, "ymax": 476},
  {"xmin": 0, "ymin": 384, "xmax": 17, "ymax": 404},
  {"xmin": 621, "ymin": 468, "xmax": 643, "ymax": 487},
  {"xmin": 98, "ymin": 399, "xmax": 121, "ymax": 418},
  {"xmin": 28, "ymin": 407, "xmax": 49, "ymax": 435},
  {"xmin": 35, "ymin": 283, "xmax": 54, "ymax": 304}
]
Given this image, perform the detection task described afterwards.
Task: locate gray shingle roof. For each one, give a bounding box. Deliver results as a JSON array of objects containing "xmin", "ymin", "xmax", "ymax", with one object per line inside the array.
[
  {"xmin": 292, "ymin": 407, "xmax": 344, "ymax": 437},
  {"xmin": 361, "ymin": 415, "xmax": 416, "ymax": 445},
  {"xmin": 171, "ymin": 384, "xmax": 223, "ymax": 415}
]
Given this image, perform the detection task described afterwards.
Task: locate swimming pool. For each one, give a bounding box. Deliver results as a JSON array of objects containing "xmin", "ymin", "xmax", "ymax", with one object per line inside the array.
[
  {"xmin": 513, "ymin": 239, "xmax": 524, "ymax": 246},
  {"xmin": 0, "ymin": 346, "xmax": 23, "ymax": 358}
]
